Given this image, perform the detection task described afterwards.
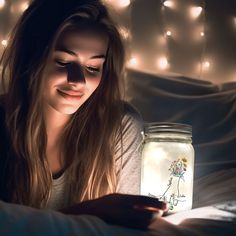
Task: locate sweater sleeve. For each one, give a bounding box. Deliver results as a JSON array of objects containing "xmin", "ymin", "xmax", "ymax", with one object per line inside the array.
[{"xmin": 114, "ymin": 104, "xmax": 144, "ymax": 195}]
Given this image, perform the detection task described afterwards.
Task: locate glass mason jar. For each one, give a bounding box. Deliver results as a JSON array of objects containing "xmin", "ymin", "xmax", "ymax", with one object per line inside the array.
[{"xmin": 141, "ymin": 122, "xmax": 194, "ymax": 214}]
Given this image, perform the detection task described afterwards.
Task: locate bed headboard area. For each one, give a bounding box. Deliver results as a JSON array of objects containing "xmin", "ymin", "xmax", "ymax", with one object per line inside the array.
[{"xmin": 125, "ymin": 69, "xmax": 236, "ymax": 179}]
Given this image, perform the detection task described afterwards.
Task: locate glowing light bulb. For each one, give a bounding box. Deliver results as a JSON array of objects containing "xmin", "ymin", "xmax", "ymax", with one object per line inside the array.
[
  {"xmin": 200, "ymin": 31, "xmax": 204, "ymax": 37},
  {"xmin": 1, "ymin": 39, "xmax": 7, "ymax": 46},
  {"xmin": 157, "ymin": 57, "xmax": 169, "ymax": 70},
  {"xmin": 163, "ymin": 1, "xmax": 174, "ymax": 8},
  {"xmin": 0, "ymin": 0, "xmax": 5, "ymax": 9},
  {"xmin": 117, "ymin": 0, "xmax": 131, "ymax": 8},
  {"xmin": 203, "ymin": 61, "xmax": 210, "ymax": 69},
  {"xmin": 190, "ymin": 6, "xmax": 203, "ymax": 18},
  {"xmin": 127, "ymin": 57, "xmax": 138, "ymax": 67},
  {"xmin": 166, "ymin": 30, "xmax": 172, "ymax": 37}
]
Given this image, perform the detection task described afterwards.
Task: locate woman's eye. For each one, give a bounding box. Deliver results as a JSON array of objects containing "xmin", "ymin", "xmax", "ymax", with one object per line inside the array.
[
  {"xmin": 55, "ymin": 60, "xmax": 71, "ymax": 67},
  {"xmin": 86, "ymin": 66, "xmax": 100, "ymax": 73}
]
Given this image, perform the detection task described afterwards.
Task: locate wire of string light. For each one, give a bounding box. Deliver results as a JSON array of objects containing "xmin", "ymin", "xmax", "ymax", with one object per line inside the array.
[{"xmin": 197, "ymin": 0, "xmax": 207, "ymax": 80}]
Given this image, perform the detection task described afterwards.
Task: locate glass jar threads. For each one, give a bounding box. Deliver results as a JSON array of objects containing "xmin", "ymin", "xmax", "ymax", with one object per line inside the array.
[{"xmin": 141, "ymin": 122, "xmax": 194, "ymax": 213}]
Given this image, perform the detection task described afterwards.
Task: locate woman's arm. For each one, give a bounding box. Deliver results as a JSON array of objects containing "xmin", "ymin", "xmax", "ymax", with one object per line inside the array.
[
  {"xmin": 59, "ymin": 193, "xmax": 167, "ymax": 230},
  {"xmin": 114, "ymin": 103, "xmax": 144, "ymax": 194}
]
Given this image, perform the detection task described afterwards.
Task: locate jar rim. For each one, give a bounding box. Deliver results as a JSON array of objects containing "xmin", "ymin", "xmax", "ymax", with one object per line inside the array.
[{"xmin": 144, "ymin": 122, "xmax": 192, "ymax": 135}]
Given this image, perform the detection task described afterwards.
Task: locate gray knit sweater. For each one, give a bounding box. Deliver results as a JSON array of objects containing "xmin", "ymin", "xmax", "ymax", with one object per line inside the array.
[{"xmin": 46, "ymin": 104, "xmax": 144, "ymax": 210}]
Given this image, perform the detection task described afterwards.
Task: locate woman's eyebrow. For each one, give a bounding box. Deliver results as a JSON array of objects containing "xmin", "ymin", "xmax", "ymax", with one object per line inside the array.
[{"xmin": 55, "ymin": 46, "xmax": 106, "ymax": 59}]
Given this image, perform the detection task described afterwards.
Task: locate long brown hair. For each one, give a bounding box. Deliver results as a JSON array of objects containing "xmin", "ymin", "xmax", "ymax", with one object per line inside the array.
[{"xmin": 0, "ymin": 0, "xmax": 125, "ymax": 208}]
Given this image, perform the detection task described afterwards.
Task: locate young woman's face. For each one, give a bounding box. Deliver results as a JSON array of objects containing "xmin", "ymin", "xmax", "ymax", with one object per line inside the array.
[{"xmin": 42, "ymin": 29, "xmax": 108, "ymax": 115}]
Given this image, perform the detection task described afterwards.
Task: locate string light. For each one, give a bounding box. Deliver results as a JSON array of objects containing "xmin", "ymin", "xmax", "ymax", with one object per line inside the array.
[
  {"xmin": 103, "ymin": 0, "xmax": 131, "ymax": 8},
  {"xmin": 1, "ymin": 39, "xmax": 7, "ymax": 47},
  {"xmin": 202, "ymin": 61, "xmax": 210, "ymax": 70},
  {"xmin": 190, "ymin": 6, "xmax": 203, "ymax": 19},
  {"xmin": 0, "ymin": 0, "xmax": 5, "ymax": 9},
  {"xmin": 157, "ymin": 57, "xmax": 169, "ymax": 70},
  {"xmin": 127, "ymin": 56, "xmax": 139, "ymax": 68},
  {"xmin": 166, "ymin": 30, "xmax": 172, "ymax": 37},
  {"xmin": 200, "ymin": 31, "xmax": 205, "ymax": 37},
  {"xmin": 163, "ymin": 1, "xmax": 175, "ymax": 8}
]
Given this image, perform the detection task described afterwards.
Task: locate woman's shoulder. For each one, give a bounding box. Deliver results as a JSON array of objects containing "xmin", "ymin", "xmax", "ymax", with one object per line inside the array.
[{"xmin": 121, "ymin": 102, "xmax": 143, "ymax": 131}]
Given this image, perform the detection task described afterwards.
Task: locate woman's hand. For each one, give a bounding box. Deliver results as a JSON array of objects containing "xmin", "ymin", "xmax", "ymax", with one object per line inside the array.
[{"xmin": 60, "ymin": 193, "xmax": 167, "ymax": 230}]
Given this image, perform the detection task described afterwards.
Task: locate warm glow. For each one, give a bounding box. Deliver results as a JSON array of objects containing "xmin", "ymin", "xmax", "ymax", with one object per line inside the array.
[
  {"xmin": 127, "ymin": 57, "xmax": 139, "ymax": 67},
  {"xmin": 1, "ymin": 39, "xmax": 7, "ymax": 46},
  {"xmin": 157, "ymin": 57, "xmax": 169, "ymax": 70},
  {"xmin": 10, "ymin": 1, "xmax": 29, "ymax": 13},
  {"xmin": 203, "ymin": 61, "xmax": 210, "ymax": 69},
  {"xmin": 163, "ymin": 1, "xmax": 174, "ymax": 8},
  {"xmin": 103, "ymin": 0, "xmax": 130, "ymax": 8},
  {"xmin": 0, "ymin": 0, "xmax": 5, "ymax": 9},
  {"xmin": 119, "ymin": 26, "xmax": 130, "ymax": 40},
  {"xmin": 166, "ymin": 30, "xmax": 172, "ymax": 37},
  {"xmin": 190, "ymin": 6, "xmax": 203, "ymax": 18},
  {"xmin": 200, "ymin": 31, "xmax": 205, "ymax": 37},
  {"xmin": 20, "ymin": 1, "xmax": 29, "ymax": 12},
  {"xmin": 233, "ymin": 17, "xmax": 236, "ymax": 27},
  {"xmin": 156, "ymin": 35, "xmax": 167, "ymax": 46},
  {"xmin": 161, "ymin": 205, "xmax": 236, "ymax": 225}
]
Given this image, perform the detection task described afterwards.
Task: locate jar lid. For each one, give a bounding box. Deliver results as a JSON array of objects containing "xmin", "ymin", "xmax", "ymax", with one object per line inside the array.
[{"xmin": 144, "ymin": 122, "xmax": 192, "ymax": 135}]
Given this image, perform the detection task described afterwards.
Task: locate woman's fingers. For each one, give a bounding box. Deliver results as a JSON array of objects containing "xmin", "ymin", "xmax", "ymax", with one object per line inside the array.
[{"xmin": 109, "ymin": 194, "xmax": 167, "ymax": 210}]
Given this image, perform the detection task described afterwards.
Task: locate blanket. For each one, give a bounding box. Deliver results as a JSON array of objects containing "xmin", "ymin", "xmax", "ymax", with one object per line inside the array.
[{"xmin": 0, "ymin": 169, "xmax": 235, "ymax": 236}]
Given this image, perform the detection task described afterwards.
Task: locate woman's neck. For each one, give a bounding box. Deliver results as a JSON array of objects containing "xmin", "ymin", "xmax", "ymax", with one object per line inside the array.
[
  {"xmin": 43, "ymin": 104, "xmax": 71, "ymax": 174},
  {"xmin": 44, "ymin": 105, "xmax": 71, "ymax": 141}
]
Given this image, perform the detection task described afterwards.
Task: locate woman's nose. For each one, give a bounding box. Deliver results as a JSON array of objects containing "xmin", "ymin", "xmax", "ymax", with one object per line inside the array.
[{"xmin": 67, "ymin": 63, "xmax": 85, "ymax": 84}]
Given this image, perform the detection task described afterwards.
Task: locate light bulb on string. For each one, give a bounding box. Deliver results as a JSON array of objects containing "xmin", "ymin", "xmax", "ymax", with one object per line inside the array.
[
  {"xmin": 163, "ymin": 1, "xmax": 175, "ymax": 8},
  {"xmin": 190, "ymin": 6, "xmax": 203, "ymax": 19},
  {"xmin": 103, "ymin": 0, "xmax": 131, "ymax": 9},
  {"xmin": 0, "ymin": 0, "xmax": 5, "ymax": 9},
  {"xmin": 157, "ymin": 57, "xmax": 169, "ymax": 70},
  {"xmin": 127, "ymin": 56, "xmax": 139, "ymax": 68},
  {"xmin": 200, "ymin": 31, "xmax": 204, "ymax": 37},
  {"xmin": 1, "ymin": 39, "xmax": 8, "ymax": 47},
  {"xmin": 202, "ymin": 61, "xmax": 210, "ymax": 70},
  {"xmin": 166, "ymin": 30, "xmax": 172, "ymax": 37}
]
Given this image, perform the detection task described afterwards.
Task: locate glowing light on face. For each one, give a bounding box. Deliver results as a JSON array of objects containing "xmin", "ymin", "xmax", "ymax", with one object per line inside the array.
[
  {"xmin": 0, "ymin": 0, "xmax": 5, "ymax": 9},
  {"xmin": 163, "ymin": 1, "xmax": 174, "ymax": 8},
  {"xmin": 190, "ymin": 6, "xmax": 203, "ymax": 19},
  {"xmin": 1, "ymin": 39, "xmax": 7, "ymax": 46},
  {"xmin": 157, "ymin": 57, "xmax": 169, "ymax": 70}
]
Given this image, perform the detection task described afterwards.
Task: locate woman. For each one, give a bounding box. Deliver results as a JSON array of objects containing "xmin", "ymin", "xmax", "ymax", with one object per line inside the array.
[{"xmin": 0, "ymin": 0, "xmax": 166, "ymax": 229}]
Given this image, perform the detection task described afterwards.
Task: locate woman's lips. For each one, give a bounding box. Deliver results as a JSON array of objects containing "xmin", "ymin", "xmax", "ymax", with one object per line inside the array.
[{"xmin": 57, "ymin": 89, "xmax": 83, "ymax": 101}]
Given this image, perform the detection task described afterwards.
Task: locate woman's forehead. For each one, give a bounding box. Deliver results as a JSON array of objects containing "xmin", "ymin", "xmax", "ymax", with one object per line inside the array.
[{"xmin": 55, "ymin": 29, "xmax": 109, "ymax": 55}]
